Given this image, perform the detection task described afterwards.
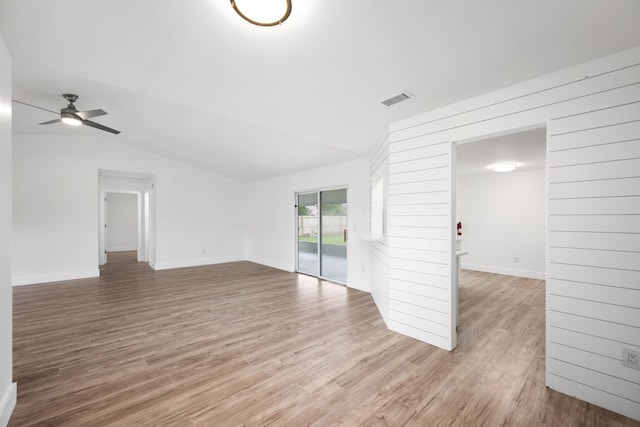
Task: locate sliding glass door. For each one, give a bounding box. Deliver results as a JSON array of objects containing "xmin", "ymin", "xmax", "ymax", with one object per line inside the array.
[
  {"xmin": 320, "ymin": 189, "xmax": 347, "ymax": 283},
  {"xmin": 297, "ymin": 192, "xmax": 319, "ymax": 277},
  {"xmin": 296, "ymin": 189, "xmax": 347, "ymax": 284}
]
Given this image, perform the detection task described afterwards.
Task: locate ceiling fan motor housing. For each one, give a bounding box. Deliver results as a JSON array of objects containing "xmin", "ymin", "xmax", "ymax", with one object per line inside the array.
[{"xmin": 62, "ymin": 93, "xmax": 78, "ymax": 105}]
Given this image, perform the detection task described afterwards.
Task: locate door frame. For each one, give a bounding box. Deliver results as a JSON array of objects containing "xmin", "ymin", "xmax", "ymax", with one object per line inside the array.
[
  {"xmin": 98, "ymin": 170, "xmax": 156, "ymax": 267},
  {"xmin": 451, "ymin": 123, "xmax": 547, "ymax": 340}
]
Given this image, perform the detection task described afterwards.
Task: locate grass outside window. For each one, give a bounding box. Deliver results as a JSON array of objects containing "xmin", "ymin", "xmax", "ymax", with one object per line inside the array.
[{"xmin": 298, "ymin": 234, "xmax": 346, "ymax": 245}]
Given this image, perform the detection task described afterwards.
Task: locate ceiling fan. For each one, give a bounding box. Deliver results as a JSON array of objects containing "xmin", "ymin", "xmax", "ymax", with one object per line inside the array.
[{"xmin": 15, "ymin": 93, "xmax": 120, "ymax": 135}]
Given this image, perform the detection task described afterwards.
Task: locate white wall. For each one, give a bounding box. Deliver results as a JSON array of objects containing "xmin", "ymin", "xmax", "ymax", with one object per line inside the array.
[
  {"xmin": 106, "ymin": 192, "xmax": 138, "ymax": 252},
  {"xmin": 13, "ymin": 134, "xmax": 247, "ymax": 285},
  {"xmin": 0, "ymin": 32, "xmax": 16, "ymax": 427},
  {"xmin": 246, "ymin": 157, "xmax": 370, "ymax": 292},
  {"xmin": 377, "ymin": 46, "xmax": 640, "ymax": 420},
  {"xmin": 457, "ymin": 168, "xmax": 546, "ymax": 279}
]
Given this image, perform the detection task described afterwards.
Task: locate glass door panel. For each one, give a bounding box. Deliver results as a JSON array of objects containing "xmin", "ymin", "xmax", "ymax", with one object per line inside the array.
[
  {"xmin": 297, "ymin": 192, "xmax": 319, "ymax": 277},
  {"xmin": 320, "ymin": 189, "xmax": 347, "ymax": 283}
]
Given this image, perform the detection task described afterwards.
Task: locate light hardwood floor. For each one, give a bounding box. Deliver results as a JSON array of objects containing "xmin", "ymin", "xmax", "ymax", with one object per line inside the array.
[{"xmin": 10, "ymin": 252, "xmax": 639, "ymax": 426}]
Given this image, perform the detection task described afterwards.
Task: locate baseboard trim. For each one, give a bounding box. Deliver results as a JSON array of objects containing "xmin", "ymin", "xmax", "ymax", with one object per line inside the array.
[
  {"xmin": 247, "ymin": 256, "xmax": 294, "ymax": 273},
  {"xmin": 152, "ymin": 256, "xmax": 245, "ymax": 270},
  {"xmin": 106, "ymin": 246, "xmax": 137, "ymax": 252},
  {"xmin": 461, "ymin": 263, "xmax": 545, "ymax": 280},
  {"xmin": 12, "ymin": 269, "xmax": 100, "ymax": 286},
  {"xmin": 0, "ymin": 382, "xmax": 17, "ymax": 427}
]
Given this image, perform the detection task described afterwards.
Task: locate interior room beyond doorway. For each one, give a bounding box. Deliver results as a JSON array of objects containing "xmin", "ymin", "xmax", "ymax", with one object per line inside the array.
[
  {"xmin": 455, "ymin": 127, "xmax": 547, "ymax": 281},
  {"xmin": 105, "ymin": 192, "xmax": 138, "ymax": 253}
]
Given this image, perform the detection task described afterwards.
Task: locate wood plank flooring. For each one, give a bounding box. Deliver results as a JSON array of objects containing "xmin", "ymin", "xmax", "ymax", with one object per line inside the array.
[{"xmin": 10, "ymin": 252, "xmax": 639, "ymax": 426}]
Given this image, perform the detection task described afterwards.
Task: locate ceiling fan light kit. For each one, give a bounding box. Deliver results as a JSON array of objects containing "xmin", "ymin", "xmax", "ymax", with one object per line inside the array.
[
  {"xmin": 230, "ymin": 0, "xmax": 292, "ymax": 27},
  {"xmin": 60, "ymin": 115, "xmax": 82, "ymax": 126}
]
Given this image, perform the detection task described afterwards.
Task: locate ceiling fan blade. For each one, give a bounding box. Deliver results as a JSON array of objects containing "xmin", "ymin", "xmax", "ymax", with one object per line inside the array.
[
  {"xmin": 76, "ymin": 109, "xmax": 107, "ymax": 120},
  {"xmin": 81, "ymin": 119, "xmax": 121, "ymax": 135},
  {"xmin": 39, "ymin": 118, "xmax": 62, "ymax": 125},
  {"xmin": 13, "ymin": 99, "xmax": 59, "ymax": 115}
]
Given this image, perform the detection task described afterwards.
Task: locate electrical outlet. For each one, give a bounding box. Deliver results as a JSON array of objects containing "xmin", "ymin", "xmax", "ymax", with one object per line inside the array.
[
  {"xmin": 514, "ymin": 257, "xmax": 519, "ymax": 263},
  {"xmin": 623, "ymin": 348, "xmax": 640, "ymax": 371}
]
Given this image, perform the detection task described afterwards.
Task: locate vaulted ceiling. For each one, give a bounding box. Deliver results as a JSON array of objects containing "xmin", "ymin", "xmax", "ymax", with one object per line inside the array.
[{"xmin": 1, "ymin": 1, "xmax": 639, "ymax": 182}]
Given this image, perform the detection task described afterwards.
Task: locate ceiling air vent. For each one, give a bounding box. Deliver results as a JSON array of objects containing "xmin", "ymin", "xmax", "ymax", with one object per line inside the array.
[{"xmin": 381, "ymin": 92, "xmax": 415, "ymax": 107}]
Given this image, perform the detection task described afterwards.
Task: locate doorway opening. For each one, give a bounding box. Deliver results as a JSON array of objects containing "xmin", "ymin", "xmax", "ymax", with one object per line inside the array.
[
  {"xmin": 98, "ymin": 169, "xmax": 156, "ymax": 270},
  {"xmin": 454, "ymin": 125, "xmax": 547, "ymax": 332},
  {"xmin": 105, "ymin": 192, "xmax": 138, "ymax": 253},
  {"xmin": 296, "ymin": 188, "xmax": 348, "ymax": 284}
]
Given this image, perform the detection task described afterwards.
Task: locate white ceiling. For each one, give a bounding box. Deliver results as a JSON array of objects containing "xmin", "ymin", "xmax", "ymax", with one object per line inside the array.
[
  {"xmin": 1, "ymin": 1, "xmax": 639, "ymax": 182},
  {"xmin": 456, "ymin": 127, "xmax": 546, "ymax": 177}
]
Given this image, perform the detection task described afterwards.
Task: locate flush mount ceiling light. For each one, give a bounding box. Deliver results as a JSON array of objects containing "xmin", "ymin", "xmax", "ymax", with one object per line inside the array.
[
  {"xmin": 489, "ymin": 162, "xmax": 519, "ymax": 173},
  {"xmin": 230, "ymin": 0, "xmax": 292, "ymax": 27}
]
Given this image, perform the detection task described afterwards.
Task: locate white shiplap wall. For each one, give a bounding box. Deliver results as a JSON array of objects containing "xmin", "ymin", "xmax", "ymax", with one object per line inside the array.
[
  {"xmin": 386, "ymin": 138, "xmax": 456, "ymax": 350},
  {"xmin": 547, "ymin": 101, "xmax": 640, "ymax": 420},
  {"xmin": 369, "ymin": 134, "xmax": 390, "ymax": 323},
  {"xmin": 371, "ymin": 46, "xmax": 640, "ymax": 420}
]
